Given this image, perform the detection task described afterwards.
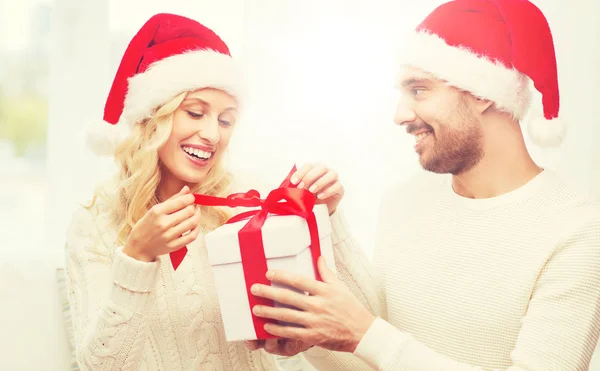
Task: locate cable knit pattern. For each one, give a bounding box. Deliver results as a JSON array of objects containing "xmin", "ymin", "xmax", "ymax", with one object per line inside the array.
[
  {"xmin": 305, "ymin": 169, "xmax": 600, "ymax": 371},
  {"xmin": 111, "ymin": 248, "xmax": 158, "ymax": 293},
  {"xmin": 64, "ymin": 197, "xmax": 280, "ymax": 370}
]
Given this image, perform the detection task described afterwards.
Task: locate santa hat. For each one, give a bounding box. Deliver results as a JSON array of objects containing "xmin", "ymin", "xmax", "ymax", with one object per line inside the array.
[
  {"xmin": 86, "ymin": 13, "xmax": 244, "ymax": 156},
  {"xmin": 400, "ymin": 0, "xmax": 565, "ymax": 148}
]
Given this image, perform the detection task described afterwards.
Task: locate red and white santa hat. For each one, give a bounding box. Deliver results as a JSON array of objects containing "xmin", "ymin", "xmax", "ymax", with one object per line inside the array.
[
  {"xmin": 86, "ymin": 13, "xmax": 244, "ymax": 156},
  {"xmin": 400, "ymin": 0, "xmax": 565, "ymax": 148}
]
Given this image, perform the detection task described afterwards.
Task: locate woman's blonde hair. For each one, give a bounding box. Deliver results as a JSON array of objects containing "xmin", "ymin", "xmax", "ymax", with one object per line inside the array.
[{"xmin": 90, "ymin": 91, "xmax": 233, "ymax": 245}]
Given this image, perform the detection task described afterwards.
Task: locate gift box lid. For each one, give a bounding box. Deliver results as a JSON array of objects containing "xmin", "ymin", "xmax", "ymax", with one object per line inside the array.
[{"xmin": 205, "ymin": 204, "xmax": 331, "ymax": 266}]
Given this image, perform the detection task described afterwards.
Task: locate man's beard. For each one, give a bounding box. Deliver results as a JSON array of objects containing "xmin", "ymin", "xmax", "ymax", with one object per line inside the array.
[
  {"xmin": 407, "ymin": 106, "xmax": 484, "ymax": 176},
  {"xmin": 421, "ymin": 123, "xmax": 484, "ymax": 175}
]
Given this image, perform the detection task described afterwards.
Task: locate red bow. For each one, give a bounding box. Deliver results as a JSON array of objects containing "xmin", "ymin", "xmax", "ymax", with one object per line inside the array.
[{"xmin": 169, "ymin": 166, "xmax": 323, "ymax": 339}]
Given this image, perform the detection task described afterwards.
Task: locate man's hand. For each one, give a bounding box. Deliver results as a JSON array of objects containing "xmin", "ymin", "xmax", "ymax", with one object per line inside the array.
[
  {"xmin": 250, "ymin": 257, "xmax": 376, "ymax": 353},
  {"xmin": 244, "ymin": 338, "xmax": 312, "ymax": 357}
]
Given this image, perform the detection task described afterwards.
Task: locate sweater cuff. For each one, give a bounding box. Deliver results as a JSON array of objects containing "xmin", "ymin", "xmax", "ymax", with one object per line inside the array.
[
  {"xmin": 329, "ymin": 209, "xmax": 349, "ymax": 245},
  {"xmin": 354, "ymin": 317, "xmax": 410, "ymax": 369},
  {"xmin": 112, "ymin": 246, "xmax": 159, "ymax": 293},
  {"xmin": 304, "ymin": 344, "xmax": 330, "ymax": 359}
]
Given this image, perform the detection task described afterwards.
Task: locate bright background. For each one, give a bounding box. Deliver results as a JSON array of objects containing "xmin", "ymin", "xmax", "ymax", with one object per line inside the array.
[{"xmin": 1, "ymin": 0, "xmax": 599, "ymax": 370}]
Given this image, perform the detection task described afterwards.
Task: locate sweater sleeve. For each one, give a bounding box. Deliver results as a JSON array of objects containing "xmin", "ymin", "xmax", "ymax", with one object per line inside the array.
[
  {"xmin": 64, "ymin": 204, "xmax": 160, "ymax": 370},
  {"xmin": 352, "ymin": 218, "xmax": 600, "ymax": 371},
  {"xmin": 303, "ymin": 209, "xmax": 387, "ymax": 370}
]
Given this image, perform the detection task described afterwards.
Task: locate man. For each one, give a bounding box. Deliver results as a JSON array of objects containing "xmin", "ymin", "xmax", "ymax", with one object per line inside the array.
[{"xmin": 247, "ymin": 0, "xmax": 600, "ymax": 370}]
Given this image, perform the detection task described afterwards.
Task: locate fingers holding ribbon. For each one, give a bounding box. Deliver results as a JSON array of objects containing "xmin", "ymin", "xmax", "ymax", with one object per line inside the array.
[{"xmin": 290, "ymin": 163, "xmax": 344, "ymax": 215}]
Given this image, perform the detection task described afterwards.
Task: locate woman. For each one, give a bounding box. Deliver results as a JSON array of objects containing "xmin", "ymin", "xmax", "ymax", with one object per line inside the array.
[{"xmin": 65, "ymin": 13, "xmax": 347, "ymax": 370}]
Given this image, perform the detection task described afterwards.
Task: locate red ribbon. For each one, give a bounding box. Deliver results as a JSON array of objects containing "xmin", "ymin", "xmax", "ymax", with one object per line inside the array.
[{"xmin": 169, "ymin": 166, "xmax": 323, "ymax": 339}]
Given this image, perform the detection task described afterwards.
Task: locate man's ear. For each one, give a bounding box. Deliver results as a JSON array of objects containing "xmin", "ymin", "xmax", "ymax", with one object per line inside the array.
[{"xmin": 474, "ymin": 96, "xmax": 495, "ymax": 114}]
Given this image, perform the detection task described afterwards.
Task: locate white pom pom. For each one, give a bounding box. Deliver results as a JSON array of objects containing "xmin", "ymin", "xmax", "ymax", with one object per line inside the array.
[
  {"xmin": 83, "ymin": 120, "xmax": 131, "ymax": 156},
  {"xmin": 527, "ymin": 115, "xmax": 566, "ymax": 148}
]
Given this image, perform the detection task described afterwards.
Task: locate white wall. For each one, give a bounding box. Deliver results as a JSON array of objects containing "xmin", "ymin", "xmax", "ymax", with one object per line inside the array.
[
  {"xmin": 526, "ymin": 0, "xmax": 600, "ymax": 198},
  {"xmin": 1, "ymin": 1, "xmax": 110, "ymax": 370},
  {"xmin": 1, "ymin": 0, "xmax": 599, "ymax": 370},
  {"xmin": 590, "ymin": 2, "xmax": 600, "ymax": 199}
]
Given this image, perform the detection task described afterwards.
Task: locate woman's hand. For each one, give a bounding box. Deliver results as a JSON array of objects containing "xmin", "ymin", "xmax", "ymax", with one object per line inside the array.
[
  {"xmin": 123, "ymin": 186, "xmax": 201, "ymax": 262},
  {"xmin": 290, "ymin": 164, "xmax": 344, "ymax": 215}
]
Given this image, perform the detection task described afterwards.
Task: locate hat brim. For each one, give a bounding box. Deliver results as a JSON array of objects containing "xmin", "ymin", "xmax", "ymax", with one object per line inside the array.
[
  {"xmin": 121, "ymin": 49, "xmax": 245, "ymax": 127},
  {"xmin": 398, "ymin": 31, "xmax": 532, "ymax": 120}
]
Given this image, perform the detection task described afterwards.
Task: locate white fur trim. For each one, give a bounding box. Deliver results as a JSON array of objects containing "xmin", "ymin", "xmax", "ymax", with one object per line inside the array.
[
  {"xmin": 84, "ymin": 119, "xmax": 131, "ymax": 156},
  {"xmin": 527, "ymin": 116, "xmax": 566, "ymax": 148},
  {"xmin": 399, "ymin": 31, "xmax": 532, "ymax": 119},
  {"xmin": 120, "ymin": 49, "xmax": 244, "ymax": 127}
]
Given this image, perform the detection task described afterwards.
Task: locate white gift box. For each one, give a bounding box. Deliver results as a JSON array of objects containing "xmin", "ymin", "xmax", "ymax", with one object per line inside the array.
[{"xmin": 205, "ymin": 204, "xmax": 335, "ymax": 342}]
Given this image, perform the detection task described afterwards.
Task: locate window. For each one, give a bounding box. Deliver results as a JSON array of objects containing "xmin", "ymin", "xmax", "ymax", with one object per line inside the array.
[{"xmin": 0, "ymin": 0, "xmax": 51, "ymax": 257}]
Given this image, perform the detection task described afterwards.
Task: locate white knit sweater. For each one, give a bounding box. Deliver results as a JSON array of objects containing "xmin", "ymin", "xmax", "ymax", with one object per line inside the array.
[
  {"xmin": 64, "ymin": 197, "xmax": 283, "ymax": 370},
  {"xmin": 305, "ymin": 169, "xmax": 600, "ymax": 371}
]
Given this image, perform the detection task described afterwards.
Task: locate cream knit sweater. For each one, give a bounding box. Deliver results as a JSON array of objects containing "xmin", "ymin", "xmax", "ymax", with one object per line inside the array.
[
  {"xmin": 64, "ymin": 197, "xmax": 282, "ymax": 371},
  {"xmin": 305, "ymin": 169, "xmax": 600, "ymax": 371}
]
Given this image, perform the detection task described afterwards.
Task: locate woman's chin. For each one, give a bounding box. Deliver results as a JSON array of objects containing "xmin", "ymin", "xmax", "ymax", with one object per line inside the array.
[
  {"xmin": 180, "ymin": 174, "xmax": 207, "ymax": 186},
  {"xmin": 167, "ymin": 157, "xmax": 217, "ymax": 187},
  {"xmin": 178, "ymin": 167, "xmax": 212, "ymax": 186}
]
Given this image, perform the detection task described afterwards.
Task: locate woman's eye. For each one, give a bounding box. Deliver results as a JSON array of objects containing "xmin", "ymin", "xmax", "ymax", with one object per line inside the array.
[
  {"xmin": 412, "ymin": 88, "xmax": 426, "ymax": 96},
  {"xmin": 219, "ymin": 120, "xmax": 232, "ymax": 127},
  {"xmin": 186, "ymin": 111, "xmax": 204, "ymax": 119}
]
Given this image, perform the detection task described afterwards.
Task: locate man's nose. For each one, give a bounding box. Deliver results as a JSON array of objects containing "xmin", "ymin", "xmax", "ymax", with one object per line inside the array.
[{"xmin": 393, "ymin": 100, "xmax": 417, "ymax": 127}]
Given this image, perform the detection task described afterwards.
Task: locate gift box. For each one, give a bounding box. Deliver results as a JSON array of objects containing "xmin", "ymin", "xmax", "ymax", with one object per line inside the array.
[
  {"xmin": 168, "ymin": 166, "xmax": 337, "ymax": 341},
  {"xmin": 206, "ymin": 202, "xmax": 335, "ymax": 341}
]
